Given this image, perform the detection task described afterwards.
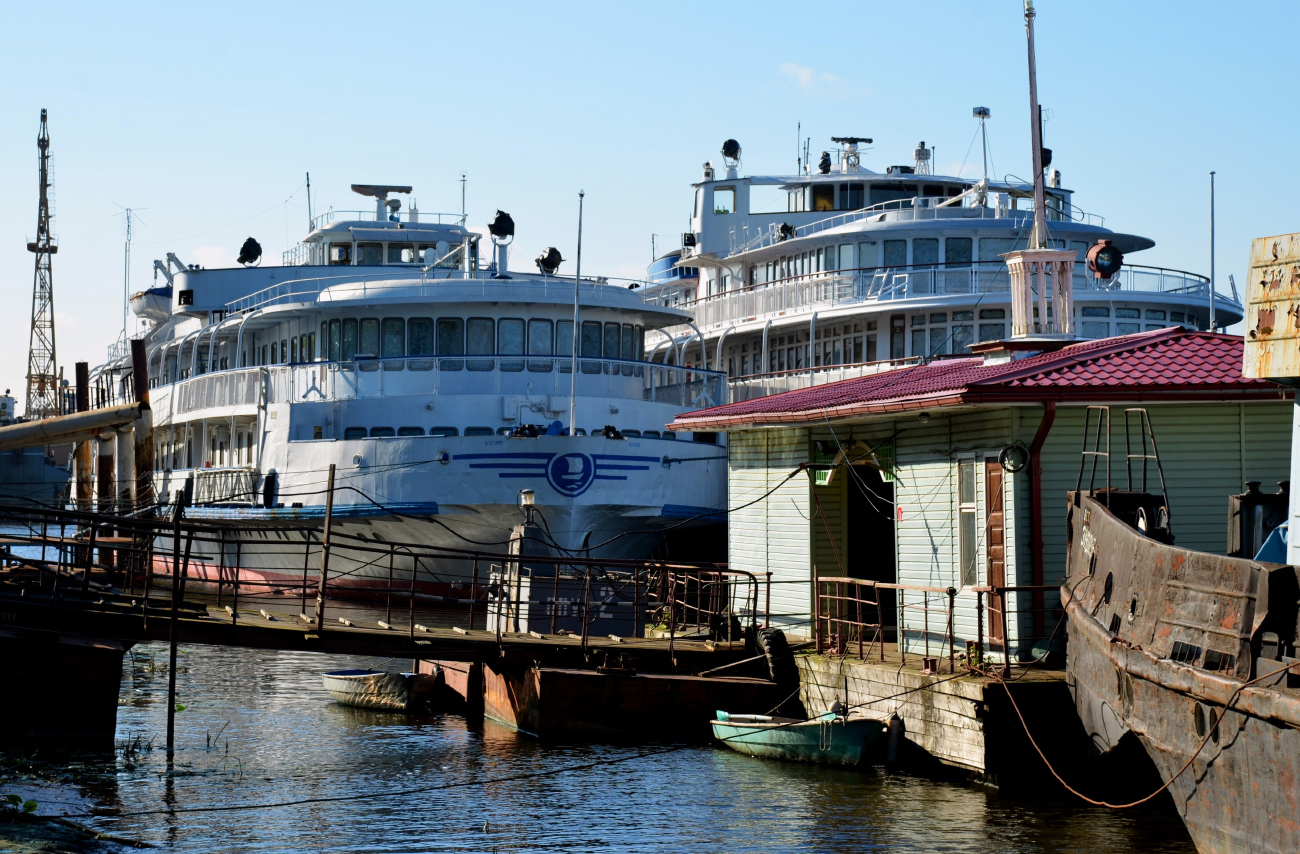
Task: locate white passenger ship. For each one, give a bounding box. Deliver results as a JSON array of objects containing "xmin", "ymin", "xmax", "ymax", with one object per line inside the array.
[
  {"xmin": 644, "ymin": 133, "xmax": 1243, "ymax": 400},
  {"xmin": 93, "ymin": 185, "xmax": 727, "ymax": 593}
]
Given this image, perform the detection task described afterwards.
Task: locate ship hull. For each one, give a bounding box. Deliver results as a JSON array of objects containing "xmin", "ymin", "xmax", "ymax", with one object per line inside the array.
[{"xmin": 1064, "ymin": 493, "xmax": 1300, "ymax": 854}]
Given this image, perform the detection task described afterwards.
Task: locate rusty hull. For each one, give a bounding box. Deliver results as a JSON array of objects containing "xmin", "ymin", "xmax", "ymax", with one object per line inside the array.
[{"xmin": 1064, "ymin": 493, "xmax": 1300, "ymax": 854}]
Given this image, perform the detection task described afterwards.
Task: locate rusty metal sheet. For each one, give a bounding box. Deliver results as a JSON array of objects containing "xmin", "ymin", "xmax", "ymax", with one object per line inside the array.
[{"xmin": 1243, "ymin": 233, "xmax": 1300, "ymax": 381}]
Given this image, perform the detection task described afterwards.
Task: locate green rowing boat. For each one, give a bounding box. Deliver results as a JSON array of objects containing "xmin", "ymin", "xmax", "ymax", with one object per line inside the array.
[{"xmin": 711, "ymin": 711, "xmax": 885, "ymax": 766}]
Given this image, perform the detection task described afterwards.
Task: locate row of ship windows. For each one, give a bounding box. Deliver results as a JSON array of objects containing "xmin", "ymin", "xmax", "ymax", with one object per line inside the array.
[
  {"xmin": 240, "ymin": 318, "xmax": 647, "ymax": 367},
  {"xmin": 339, "ymin": 426, "xmax": 678, "ymax": 440}
]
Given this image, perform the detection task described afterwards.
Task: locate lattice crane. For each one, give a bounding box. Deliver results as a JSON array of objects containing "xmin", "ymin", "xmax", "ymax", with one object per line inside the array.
[{"xmin": 25, "ymin": 109, "xmax": 59, "ymax": 420}]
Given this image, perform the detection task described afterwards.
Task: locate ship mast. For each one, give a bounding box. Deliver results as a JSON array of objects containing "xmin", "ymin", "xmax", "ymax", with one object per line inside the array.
[
  {"xmin": 25, "ymin": 109, "xmax": 59, "ymax": 420},
  {"xmin": 1024, "ymin": 0, "xmax": 1048, "ymax": 250}
]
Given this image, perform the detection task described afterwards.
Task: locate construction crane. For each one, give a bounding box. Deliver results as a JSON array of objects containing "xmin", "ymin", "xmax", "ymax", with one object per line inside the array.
[{"xmin": 25, "ymin": 109, "xmax": 60, "ymax": 420}]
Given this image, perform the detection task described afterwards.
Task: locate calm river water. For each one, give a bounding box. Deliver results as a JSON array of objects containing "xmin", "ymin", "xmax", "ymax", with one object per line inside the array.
[{"xmin": 6, "ymin": 641, "xmax": 1192, "ymax": 853}]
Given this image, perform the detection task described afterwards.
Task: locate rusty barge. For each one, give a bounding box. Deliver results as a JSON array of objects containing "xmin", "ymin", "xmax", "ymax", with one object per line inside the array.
[{"xmin": 1063, "ymin": 489, "xmax": 1300, "ymax": 854}]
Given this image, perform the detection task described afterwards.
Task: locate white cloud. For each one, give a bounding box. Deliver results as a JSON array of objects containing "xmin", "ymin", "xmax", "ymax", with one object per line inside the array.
[{"xmin": 777, "ymin": 62, "xmax": 867, "ymax": 98}]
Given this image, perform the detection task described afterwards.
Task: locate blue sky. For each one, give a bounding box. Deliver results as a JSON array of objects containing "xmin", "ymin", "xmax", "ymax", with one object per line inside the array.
[{"xmin": 0, "ymin": 1, "xmax": 1291, "ymax": 408}]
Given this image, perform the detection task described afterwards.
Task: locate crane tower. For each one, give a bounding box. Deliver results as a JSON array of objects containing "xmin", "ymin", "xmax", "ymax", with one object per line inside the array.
[{"xmin": 25, "ymin": 109, "xmax": 59, "ymax": 420}]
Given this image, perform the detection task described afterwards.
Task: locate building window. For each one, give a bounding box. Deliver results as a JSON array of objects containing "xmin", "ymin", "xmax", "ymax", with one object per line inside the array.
[{"xmin": 959, "ymin": 459, "xmax": 978, "ymax": 586}]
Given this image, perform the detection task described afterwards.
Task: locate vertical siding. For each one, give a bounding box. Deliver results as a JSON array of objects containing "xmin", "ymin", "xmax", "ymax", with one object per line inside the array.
[{"xmin": 728, "ymin": 428, "xmax": 811, "ymax": 637}]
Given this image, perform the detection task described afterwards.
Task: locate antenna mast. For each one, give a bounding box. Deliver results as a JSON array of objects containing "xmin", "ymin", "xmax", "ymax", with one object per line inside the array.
[
  {"xmin": 25, "ymin": 109, "xmax": 59, "ymax": 420},
  {"xmin": 1024, "ymin": 0, "xmax": 1048, "ymax": 249},
  {"xmin": 306, "ymin": 172, "xmax": 313, "ymax": 231}
]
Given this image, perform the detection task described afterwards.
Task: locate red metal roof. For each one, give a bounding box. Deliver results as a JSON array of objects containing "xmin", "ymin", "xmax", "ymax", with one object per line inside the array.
[{"xmin": 671, "ymin": 329, "xmax": 1291, "ymax": 430}]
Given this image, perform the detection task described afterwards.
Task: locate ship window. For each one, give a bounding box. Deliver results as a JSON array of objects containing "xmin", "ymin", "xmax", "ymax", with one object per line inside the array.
[
  {"xmin": 308, "ymin": 332, "xmax": 316, "ymax": 361},
  {"xmin": 858, "ymin": 242, "xmax": 878, "ymax": 269},
  {"xmin": 387, "ymin": 243, "xmax": 414, "ymax": 264},
  {"xmin": 945, "ymin": 238, "xmax": 973, "ymax": 265},
  {"xmin": 394, "ymin": 427, "xmax": 422, "ymax": 437},
  {"xmin": 262, "ymin": 344, "xmax": 269, "ymax": 365},
  {"xmin": 913, "ymin": 238, "xmax": 939, "ymax": 266},
  {"xmin": 356, "ymin": 242, "xmax": 382, "ymax": 265},
  {"xmin": 1145, "ymin": 310, "xmax": 1167, "ymax": 320},
  {"xmin": 871, "ymin": 184, "xmax": 917, "ymax": 206},
  {"xmin": 381, "ymin": 319, "xmax": 404, "ymax": 358},
  {"xmin": 408, "ymin": 318, "xmax": 434, "ymax": 355},
  {"xmin": 952, "ymin": 325, "xmax": 974, "ymax": 352},
  {"xmin": 498, "ymin": 319, "xmax": 525, "ymax": 354},
  {"xmin": 979, "ymin": 323, "xmax": 1006, "ymax": 342},
  {"xmin": 1171, "ymin": 312, "xmax": 1185, "ymax": 323},
  {"xmin": 843, "ymin": 183, "xmax": 865, "ymax": 210},
  {"xmin": 281, "ymin": 339, "xmax": 288, "ymax": 364},
  {"xmin": 1115, "ymin": 308, "xmax": 1140, "ymax": 318},
  {"xmin": 811, "ymin": 184, "xmax": 835, "ymax": 212},
  {"xmin": 958, "ymin": 459, "xmax": 978, "ymax": 586},
  {"xmin": 694, "ymin": 189, "xmax": 702, "ymax": 218},
  {"xmin": 290, "ymin": 339, "xmax": 297, "ymax": 363},
  {"xmin": 1081, "ymin": 322, "xmax": 1109, "ymax": 339},
  {"xmin": 465, "ymin": 427, "xmax": 494, "ymax": 437},
  {"xmin": 713, "ymin": 187, "xmax": 735, "ymax": 214},
  {"xmin": 359, "ymin": 319, "xmax": 380, "ymax": 357},
  {"xmin": 437, "ymin": 318, "xmax": 465, "ymax": 355},
  {"xmin": 581, "ymin": 321, "xmax": 602, "ymax": 357},
  {"xmin": 930, "ymin": 313, "xmax": 948, "ymax": 323},
  {"xmin": 979, "ymin": 237, "xmax": 1019, "ymax": 262},
  {"xmin": 636, "ymin": 326, "xmax": 645, "ymax": 361},
  {"xmin": 329, "ymin": 243, "xmax": 351, "ymax": 265},
  {"xmin": 604, "ymin": 322, "xmax": 621, "ymax": 359},
  {"xmin": 341, "ymin": 319, "xmax": 358, "ymax": 361},
  {"xmin": 429, "ymin": 426, "xmax": 459, "ymax": 438},
  {"xmin": 329, "ymin": 320, "xmax": 341, "ymax": 361},
  {"xmin": 497, "ymin": 427, "xmax": 514, "ymax": 436},
  {"xmin": 928, "ymin": 329, "xmax": 948, "ymax": 356},
  {"xmin": 1082, "ymin": 306, "xmax": 1110, "ymax": 317},
  {"xmin": 1070, "ymin": 240, "xmax": 1089, "ymax": 261},
  {"xmin": 923, "ymin": 184, "xmax": 945, "ymax": 197},
  {"xmin": 528, "ymin": 319, "xmax": 554, "ymax": 355},
  {"xmin": 344, "ymin": 427, "xmax": 366, "ymax": 440},
  {"xmin": 556, "ymin": 320, "xmax": 574, "ymax": 358},
  {"xmin": 883, "ymin": 240, "xmax": 907, "ymax": 267},
  {"xmin": 467, "ymin": 318, "xmax": 494, "ymax": 355},
  {"xmin": 370, "ymin": 427, "xmax": 395, "ymax": 438},
  {"xmin": 911, "ymin": 329, "xmax": 926, "ymax": 358},
  {"xmin": 621, "ymin": 324, "xmax": 635, "ymax": 361},
  {"xmin": 979, "ymin": 309, "xmax": 1005, "ymax": 319},
  {"xmin": 912, "ymin": 315, "xmax": 926, "ymax": 326},
  {"xmin": 320, "ymin": 323, "xmax": 327, "ymax": 360},
  {"xmin": 271, "ymin": 342, "xmax": 277, "ymax": 364}
]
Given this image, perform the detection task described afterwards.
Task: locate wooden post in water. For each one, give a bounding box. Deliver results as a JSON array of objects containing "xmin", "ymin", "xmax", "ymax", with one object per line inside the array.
[
  {"xmin": 95, "ymin": 435, "xmax": 114, "ymax": 569},
  {"xmin": 314, "ymin": 464, "xmax": 336, "ymax": 631},
  {"xmin": 165, "ymin": 494, "xmax": 188, "ymax": 765},
  {"xmin": 73, "ymin": 363, "xmax": 92, "ymax": 569}
]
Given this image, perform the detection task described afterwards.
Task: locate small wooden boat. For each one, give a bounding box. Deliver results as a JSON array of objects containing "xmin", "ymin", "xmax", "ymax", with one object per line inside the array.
[
  {"xmin": 321, "ymin": 668, "xmax": 436, "ymax": 711},
  {"xmin": 710, "ymin": 711, "xmax": 885, "ymax": 766}
]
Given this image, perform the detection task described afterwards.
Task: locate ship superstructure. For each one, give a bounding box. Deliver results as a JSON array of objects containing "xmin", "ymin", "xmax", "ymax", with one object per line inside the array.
[
  {"xmin": 645, "ymin": 133, "xmax": 1243, "ymax": 401},
  {"xmin": 91, "ymin": 185, "xmax": 726, "ymax": 591}
]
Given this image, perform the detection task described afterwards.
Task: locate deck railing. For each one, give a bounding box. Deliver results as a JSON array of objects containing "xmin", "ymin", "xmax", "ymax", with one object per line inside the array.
[
  {"xmin": 814, "ymin": 577, "xmax": 1062, "ymax": 675},
  {"xmin": 676, "ymin": 262, "xmax": 1219, "ymax": 334},
  {"xmin": 140, "ymin": 357, "xmax": 726, "ymax": 415}
]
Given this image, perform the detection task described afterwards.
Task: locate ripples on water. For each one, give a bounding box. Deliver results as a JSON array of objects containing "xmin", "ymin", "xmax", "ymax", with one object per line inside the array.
[{"xmin": 18, "ymin": 642, "xmax": 1185, "ymax": 853}]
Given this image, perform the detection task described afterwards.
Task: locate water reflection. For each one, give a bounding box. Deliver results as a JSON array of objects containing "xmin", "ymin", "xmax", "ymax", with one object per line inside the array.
[{"xmin": 44, "ymin": 643, "xmax": 1196, "ymax": 852}]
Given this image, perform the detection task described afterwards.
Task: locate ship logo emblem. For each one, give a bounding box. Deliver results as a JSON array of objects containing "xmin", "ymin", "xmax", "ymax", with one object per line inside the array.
[
  {"xmin": 547, "ymin": 453, "xmax": 595, "ymax": 497},
  {"xmin": 452, "ymin": 450, "xmax": 660, "ymax": 498}
]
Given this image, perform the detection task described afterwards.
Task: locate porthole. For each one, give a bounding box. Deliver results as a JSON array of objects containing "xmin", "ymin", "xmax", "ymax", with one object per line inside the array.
[{"xmin": 1103, "ymin": 572, "xmax": 1114, "ymax": 605}]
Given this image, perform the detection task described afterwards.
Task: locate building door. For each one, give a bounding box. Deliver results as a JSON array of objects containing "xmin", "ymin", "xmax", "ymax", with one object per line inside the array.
[
  {"xmin": 985, "ymin": 459, "xmax": 1006, "ymax": 648},
  {"xmin": 847, "ymin": 458, "xmax": 896, "ymax": 639}
]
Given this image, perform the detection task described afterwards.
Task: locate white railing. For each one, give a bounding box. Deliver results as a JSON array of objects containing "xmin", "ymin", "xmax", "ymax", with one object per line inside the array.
[
  {"xmin": 675, "ymin": 262, "xmax": 1218, "ymax": 332},
  {"xmin": 153, "ymin": 357, "xmax": 726, "ymax": 414},
  {"xmin": 727, "ymin": 358, "xmax": 922, "ymax": 403},
  {"xmin": 308, "ymin": 209, "xmax": 468, "ymax": 231}
]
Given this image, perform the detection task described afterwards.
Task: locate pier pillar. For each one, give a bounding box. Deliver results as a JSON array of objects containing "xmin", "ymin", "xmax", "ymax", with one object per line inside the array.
[{"xmin": 0, "ymin": 627, "xmax": 129, "ymax": 751}]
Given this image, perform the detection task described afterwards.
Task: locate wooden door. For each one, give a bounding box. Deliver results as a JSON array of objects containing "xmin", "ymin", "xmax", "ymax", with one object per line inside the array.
[{"xmin": 985, "ymin": 460, "xmax": 1006, "ymax": 646}]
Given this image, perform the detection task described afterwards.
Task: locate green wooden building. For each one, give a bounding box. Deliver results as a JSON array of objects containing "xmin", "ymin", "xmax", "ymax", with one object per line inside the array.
[{"xmin": 670, "ymin": 329, "xmax": 1292, "ymax": 658}]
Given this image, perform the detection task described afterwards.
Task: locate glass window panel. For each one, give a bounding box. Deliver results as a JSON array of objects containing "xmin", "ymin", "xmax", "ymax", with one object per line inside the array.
[
  {"xmin": 951, "ymin": 325, "xmax": 974, "ymax": 352},
  {"xmin": 621, "ymin": 325, "xmax": 635, "ymax": 361},
  {"xmin": 359, "ymin": 319, "xmax": 379, "ymax": 356},
  {"xmin": 387, "ymin": 243, "xmax": 414, "ymax": 264},
  {"xmin": 329, "ymin": 320, "xmax": 341, "ymax": 361},
  {"xmin": 556, "ymin": 320, "xmax": 574, "ymax": 358},
  {"xmin": 603, "ymin": 322, "xmax": 621, "ymax": 359},
  {"xmin": 341, "ymin": 319, "xmax": 357, "ymax": 361},
  {"xmin": 398, "ymin": 427, "xmax": 424, "ymax": 437},
  {"xmin": 883, "ymin": 240, "xmax": 907, "ymax": 267},
  {"xmin": 1081, "ymin": 321, "xmax": 1110, "ymax": 339},
  {"xmin": 467, "ymin": 318, "xmax": 494, "ymax": 355},
  {"xmin": 498, "ymin": 319, "xmax": 525, "ymax": 354},
  {"xmin": 1145, "ymin": 309, "xmax": 1167, "ymax": 320},
  {"xmin": 528, "ymin": 319, "xmax": 553, "ymax": 355},
  {"xmin": 465, "ymin": 427, "xmax": 494, "ymax": 437},
  {"xmin": 978, "ymin": 323, "xmax": 1006, "ymax": 342},
  {"xmin": 959, "ymin": 459, "xmax": 976, "ymax": 504},
  {"xmin": 1082, "ymin": 306, "xmax": 1110, "ymax": 317},
  {"xmin": 848, "ymin": 183, "xmax": 864, "ymax": 209},
  {"xmin": 437, "ymin": 318, "xmax": 465, "ymax": 355},
  {"xmin": 979, "ymin": 309, "xmax": 1005, "ymax": 319},
  {"xmin": 713, "ymin": 187, "xmax": 735, "ymax": 214},
  {"xmin": 858, "ymin": 242, "xmax": 877, "ymax": 268},
  {"xmin": 945, "ymin": 237, "xmax": 973, "ymax": 265},
  {"xmin": 356, "ymin": 242, "xmax": 383, "ymax": 265},
  {"xmin": 978, "ymin": 237, "xmax": 1019, "ymax": 262},
  {"xmin": 930, "ymin": 313, "xmax": 948, "ymax": 323},
  {"xmin": 281, "ymin": 339, "xmax": 288, "ymax": 364},
  {"xmin": 1115, "ymin": 308, "xmax": 1140, "ymax": 318},
  {"xmin": 839, "ymin": 244, "xmax": 854, "ymax": 270},
  {"xmin": 911, "ymin": 329, "xmax": 926, "ymax": 357},
  {"xmin": 913, "ymin": 238, "xmax": 939, "ymax": 266},
  {"xmin": 811, "ymin": 184, "xmax": 835, "ymax": 211},
  {"xmin": 1116, "ymin": 323, "xmax": 1141, "ymax": 335},
  {"xmin": 382, "ymin": 318, "xmax": 405, "ymax": 358},
  {"xmin": 581, "ymin": 321, "xmax": 602, "ymax": 357},
  {"xmin": 271, "ymin": 342, "xmax": 277, "ymax": 364},
  {"xmin": 407, "ymin": 318, "xmax": 435, "ymax": 355},
  {"xmin": 1170, "ymin": 312, "xmax": 1185, "ymax": 323},
  {"xmin": 960, "ymin": 510, "xmax": 977, "ymax": 586},
  {"xmin": 929, "ymin": 328, "xmax": 949, "ymax": 355},
  {"xmin": 344, "ymin": 427, "xmax": 366, "ymax": 440},
  {"xmin": 370, "ymin": 427, "xmax": 395, "ymax": 438}
]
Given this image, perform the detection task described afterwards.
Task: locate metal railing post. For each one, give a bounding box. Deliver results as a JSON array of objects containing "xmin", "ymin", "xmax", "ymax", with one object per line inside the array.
[
  {"xmin": 469, "ymin": 557, "xmax": 479, "ymax": 631},
  {"xmin": 313, "ymin": 463, "xmax": 336, "ymax": 631},
  {"xmin": 947, "ymin": 587, "xmax": 956, "ymax": 674}
]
